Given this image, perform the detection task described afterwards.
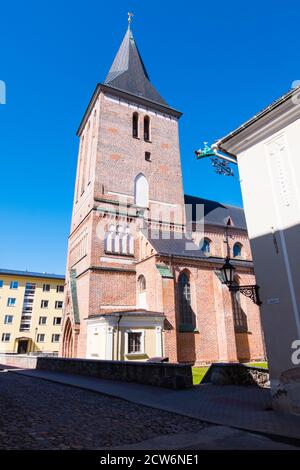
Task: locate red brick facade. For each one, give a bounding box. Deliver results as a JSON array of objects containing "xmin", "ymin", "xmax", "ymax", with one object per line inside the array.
[{"xmin": 60, "ymin": 28, "xmax": 266, "ymax": 365}]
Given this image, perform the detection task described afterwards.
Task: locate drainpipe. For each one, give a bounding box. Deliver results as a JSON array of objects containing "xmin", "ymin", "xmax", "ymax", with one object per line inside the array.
[
  {"xmin": 116, "ymin": 315, "xmax": 123, "ymax": 361},
  {"xmin": 211, "ymin": 143, "xmax": 238, "ymax": 165}
]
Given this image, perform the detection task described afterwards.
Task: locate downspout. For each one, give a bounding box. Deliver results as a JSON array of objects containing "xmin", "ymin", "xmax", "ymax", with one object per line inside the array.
[
  {"xmin": 116, "ymin": 314, "xmax": 123, "ymax": 361},
  {"xmin": 211, "ymin": 143, "xmax": 238, "ymax": 165}
]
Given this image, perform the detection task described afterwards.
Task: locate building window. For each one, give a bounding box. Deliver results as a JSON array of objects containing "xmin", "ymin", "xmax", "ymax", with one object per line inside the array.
[
  {"xmin": 200, "ymin": 238, "xmax": 211, "ymax": 255},
  {"xmin": 55, "ymin": 301, "xmax": 63, "ymax": 309},
  {"xmin": 128, "ymin": 332, "xmax": 142, "ymax": 354},
  {"xmin": 41, "ymin": 300, "xmax": 49, "ymax": 308},
  {"xmin": 144, "ymin": 116, "xmax": 150, "ymax": 141},
  {"xmin": 43, "ymin": 284, "xmax": 50, "ymax": 292},
  {"xmin": 132, "ymin": 112, "xmax": 139, "ymax": 138},
  {"xmin": 134, "ymin": 173, "xmax": 149, "ymax": 207},
  {"xmin": 138, "ymin": 275, "xmax": 146, "ymax": 292},
  {"xmin": 52, "ymin": 334, "xmax": 60, "ymax": 343},
  {"xmin": 232, "ymin": 277, "xmax": 248, "ymax": 332},
  {"xmin": 10, "ymin": 280, "xmax": 18, "ymax": 289},
  {"xmin": 53, "ymin": 317, "xmax": 62, "ymax": 326},
  {"xmin": 105, "ymin": 224, "xmax": 134, "ymax": 255},
  {"xmin": 4, "ymin": 315, "xmax": 13, "ymax": 324},
  {"xmin": 7, "ymin": 298, "xmax": 16, "ymax": 307},
  {"xmin": 0, "ymin": 280, "xmax": 3, "ymax": 288},
  {"xmin": 37, "ymin": 334, "xmax": 45, "ymax": 343},
  {"xmin": 56, "ymin": 285, "xmax": 64, "ymax": 293},
  {"xmin": 233, "ymin": 242, "xmax": 242, "ymax": 258},
  {"xmin": 2, "ymin": 333, "xmax": 11, "ymax": 342},
  {"xmin": 178, "ymin": 272, "xmax": 193, "ymax": 326},
  {"xmin": 39, "ymin": 316, "xmax": 47, "ymax": 325},
  {"xmin": 137, "ymin": 274, "xmax": 147, "ymax": 308},
  {"xmin": 145, "ymin": 151, "xmax": 151, "ymax": 162}
]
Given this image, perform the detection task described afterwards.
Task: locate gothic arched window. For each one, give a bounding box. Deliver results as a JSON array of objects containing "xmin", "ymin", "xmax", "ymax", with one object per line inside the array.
[
  {"xmin": 137, "ymin": 275, "xmax": 147, "ymax": 308},
  {"xmin": 233, "ymin": 242, "xmax": 242, "ymax": 258},
  {"xmin": 138, "ymin": 275, "xmax": 146, "ymax": 292},
  {"xmin": 144, "ymin": 116, "xmax": 150, "ymax": 141},
  {"xmin": 132, "ymin": 112, "xmax": 139, "ymax": 138},
  {"xmin": 231, "ymin": 276, "xmax": 248, "ymax": 332},
  {"xmin": 200, "ymin": 238, "xmax": 211, "ymax": 255},
  {"xmin": 178, "ymin": 272, "xmax": 193, "ymax": 326},
  {"xmin": 134, "ymin": 173, "xmax": 149, "ymax": 207}
]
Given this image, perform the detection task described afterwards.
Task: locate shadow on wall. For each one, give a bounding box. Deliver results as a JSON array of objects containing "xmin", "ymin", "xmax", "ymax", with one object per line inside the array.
[{"xmin": 250, "ymin": 224, "xmax": 300, "ymax": 373}]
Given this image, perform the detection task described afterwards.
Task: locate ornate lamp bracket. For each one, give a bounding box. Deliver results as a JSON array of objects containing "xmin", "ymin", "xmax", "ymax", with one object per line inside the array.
[{"xmin": 229, "ymin": 284, "xmax": 262, "ymax": 306}]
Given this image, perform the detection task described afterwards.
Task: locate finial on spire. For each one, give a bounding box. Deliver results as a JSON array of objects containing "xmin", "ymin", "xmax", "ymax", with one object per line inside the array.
[{"xmin": 128, "ymin": 12, "xmax": 134, "ymax": 28}]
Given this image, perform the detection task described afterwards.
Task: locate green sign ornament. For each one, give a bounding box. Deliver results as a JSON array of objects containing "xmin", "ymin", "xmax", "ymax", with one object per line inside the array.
[
  {"xmin": 195, "ymin": 142, "xmax": 234, "ymax": 177},
  {"xmin": 194, "ymin": 142, "xmax": 215, "ymax": 159}
]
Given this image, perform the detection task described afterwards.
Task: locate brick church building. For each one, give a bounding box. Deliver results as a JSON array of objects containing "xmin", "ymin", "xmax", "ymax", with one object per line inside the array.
[{"xmin": 61, "ymin": 23, "xmax": 265, "ymax": 365}]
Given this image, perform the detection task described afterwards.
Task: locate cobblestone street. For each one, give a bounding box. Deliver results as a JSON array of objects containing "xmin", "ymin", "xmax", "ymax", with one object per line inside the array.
[{"xmin": 0, "ymin": 371, "xmax": 208, "ymax": 450}]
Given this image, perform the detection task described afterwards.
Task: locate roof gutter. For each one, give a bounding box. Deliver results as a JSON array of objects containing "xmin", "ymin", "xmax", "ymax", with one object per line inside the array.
[
  {"xmin": 213, "ymin": 86, "xmax": 300, "ymax": 157},
  {"xmin": 211, "ymin": 144, "xmax": 237, "ymax": 164}
]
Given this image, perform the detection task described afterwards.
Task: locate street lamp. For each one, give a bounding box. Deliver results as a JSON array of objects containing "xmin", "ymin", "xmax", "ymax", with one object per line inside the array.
[{"xmin": 220, "ymin": 257, "xmax": 262, "ymax": 306}]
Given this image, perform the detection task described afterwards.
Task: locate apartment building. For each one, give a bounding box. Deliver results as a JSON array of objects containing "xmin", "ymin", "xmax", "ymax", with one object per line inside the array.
[{"xmin": 0, "ymin": 269, "xmax": 65, "ymax": 354}]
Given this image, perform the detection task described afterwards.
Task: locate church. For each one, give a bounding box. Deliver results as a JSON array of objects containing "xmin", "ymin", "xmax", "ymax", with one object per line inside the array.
[{"xmin": 61, "ymin": 22, "xmax": 265, "ymax": 365}]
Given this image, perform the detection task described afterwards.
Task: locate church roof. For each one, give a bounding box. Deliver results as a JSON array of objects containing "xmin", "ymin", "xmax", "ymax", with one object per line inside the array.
[
  {"xmin": 104, "ymin": 27, "xmax": 168, "ymax": 107},
  {"xmin": 184, "ymin": 195, "xmax": 247, "ymax": 230},
  {"xmin": 141, "ymin": 229, "xmax": 207, "ymax": 259},
  {"xmin": 141, "ymin": 229, "xmax": 253, "ymax": 267}
]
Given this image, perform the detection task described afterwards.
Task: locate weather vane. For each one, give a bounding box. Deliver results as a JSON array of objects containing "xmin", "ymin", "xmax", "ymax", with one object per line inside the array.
[
  {"xmin": 195, "ymin": 142, "xmax": 235, "ymax": 176},
  {"xmin": 128, "ymin": 12, "xmax": 134, "ymax": 27}
]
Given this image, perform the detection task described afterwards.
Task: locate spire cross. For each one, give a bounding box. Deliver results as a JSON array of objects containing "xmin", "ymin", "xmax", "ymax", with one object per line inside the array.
[{"xmin": 128, "ymin": 12, "xmax": 134, "ymax": 27}]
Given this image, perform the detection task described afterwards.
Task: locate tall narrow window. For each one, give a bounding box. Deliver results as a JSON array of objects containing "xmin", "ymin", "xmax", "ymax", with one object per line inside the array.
[
  {"xmin": 134, "ymin": 173, "xmax": 149, "ymax": 207},
  {"xmin": 132, "ymin": 112, "xmax": 139, "ymax": 138},
  {"xmin": 199, "ymin": 238, "xmax": 211, "ymax": 255},
  {"xmin": 144, "ymin": 116, "xmax": 150, "ymax": 141},
  {"xmin": 137, "ymin": 275, "xmax": 147, "ymax": 309},
  {"xmin": 76, "ymin": 135, "xmax": 84, "ymax": 202},
  {"xmin": 81, "ymin": 121, "xmax": 90, "ymax": 193},
  {"xmin": 233, "ymin": 242, "xmax": 242, "ymax": 258},
  {"xmin": 178, "ymin": 272, "xmax": 193, "ymax": 326},
  {"xmin": 232, "ymin": 276, "xmax": 248, "ymax": 332}
]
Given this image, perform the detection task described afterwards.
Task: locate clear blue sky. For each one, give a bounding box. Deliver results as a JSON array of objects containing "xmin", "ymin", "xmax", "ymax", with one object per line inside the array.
[{"xmin": 1, "ymin": 0, "xmax": 299, "ymax": 274}]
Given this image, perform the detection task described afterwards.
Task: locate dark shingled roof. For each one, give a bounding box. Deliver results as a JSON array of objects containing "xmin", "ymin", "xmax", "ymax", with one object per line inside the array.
[
  {"xmin": 141, "ymin": 230, "xmax": 253, "ymax": 267},
  {"xmin": 88, "ymin": 310, "xmax": 164, "ymax": 319},
  {"xmin": 184, "ymin": 195, "xmax": 247, "ymax": 230},
  {"xmin": 141, "ymin": 229, "xmax": 207, "ymax": 259},
  {"xmin": 104, "ymin": 27, "xmax": 168, "ymax": 106}
]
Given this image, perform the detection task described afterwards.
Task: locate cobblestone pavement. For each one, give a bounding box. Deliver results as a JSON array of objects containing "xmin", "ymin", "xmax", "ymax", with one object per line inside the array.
[{"xmin": 0, "ymin": 371, "xmax": 208, "ymax": 450}]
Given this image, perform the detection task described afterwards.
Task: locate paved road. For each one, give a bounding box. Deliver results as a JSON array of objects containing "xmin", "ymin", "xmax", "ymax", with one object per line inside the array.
[
  {"xmin": 0, "ymin": 370, "xmax": 299, "ymax": 450},
  {"xmin": 0, "ymin": 371, "xmax": 207, "ymax": 450}
]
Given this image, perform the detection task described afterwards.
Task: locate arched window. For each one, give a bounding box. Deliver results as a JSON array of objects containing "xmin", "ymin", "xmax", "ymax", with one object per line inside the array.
[
  {"xmin": 231, "ymin": 276, "xmax": 248, "ymax": 332},
  {"xmin": 144, "ymin": 116, "xmax": 150, "ymax": 141},
  {"xmin": 132, "ymin": 112, "xmax": 139, "ymax": 138},
  {"xmin": 200, "ymin": 238, "xmax": 211, "ymax": 255},
  {"xmin": 105, "ymin": 224, "xmax": 134, "ymax": 255},
  {"xmin": 178, "ymin": 272, "xmax": 193, "ymax": 326},
  {"xmin": 138, "ymin": 275, "xmax": 146, "ymax": 292},
  {"xmin": 105, "ymin": 224, "xmax": 116, "ymax": 252},
  {"xmin": 134, "ymin": 173, "xmax": 149, "ymax": 207},
  {"xmin": 137, "ymin": 275, "xmax": 147, "ymax": 308},
  {"xmin": 233, "ymin": 242, "xmax": 242, "ymax": 258}
]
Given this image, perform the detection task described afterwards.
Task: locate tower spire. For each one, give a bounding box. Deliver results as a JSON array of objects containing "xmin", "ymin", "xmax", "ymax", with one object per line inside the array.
[
  {"xmin": 128, "ymin": 12, "xmax": 134, "ymax": 29},
  {"xmin": 104, "ymin": 21, "xmax": 168, "ymax": 106}
]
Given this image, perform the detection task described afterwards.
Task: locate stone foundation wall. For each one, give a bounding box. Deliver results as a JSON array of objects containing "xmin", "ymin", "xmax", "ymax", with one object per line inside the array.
[
  {"xmin": 202, "ymin": 362, "xmax": 270, "ymax": 388},
  {"xmin": 0, "ymin": 354, "xmax": 38, "ymax": 369},
  {"xmin": 36, "ymin": 357, "xmax": 193, "ymax": 389}
]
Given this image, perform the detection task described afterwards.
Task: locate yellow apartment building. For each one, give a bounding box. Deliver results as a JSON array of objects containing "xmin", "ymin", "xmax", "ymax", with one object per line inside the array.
[{"xmin": 0, "ymin": 269, "xmax": 65, "ymax": 354}]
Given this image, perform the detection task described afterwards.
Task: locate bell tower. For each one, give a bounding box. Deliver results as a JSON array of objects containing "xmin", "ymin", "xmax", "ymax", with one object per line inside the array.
[{"xmin": 61, "ymin": 18, "xmax": 185, "ymax": 358}]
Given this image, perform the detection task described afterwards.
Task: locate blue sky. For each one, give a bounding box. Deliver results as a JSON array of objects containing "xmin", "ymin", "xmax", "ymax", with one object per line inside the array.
[{"xmin": 1, "ymin": 0, "xmax": 299, "ymax": 274}]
